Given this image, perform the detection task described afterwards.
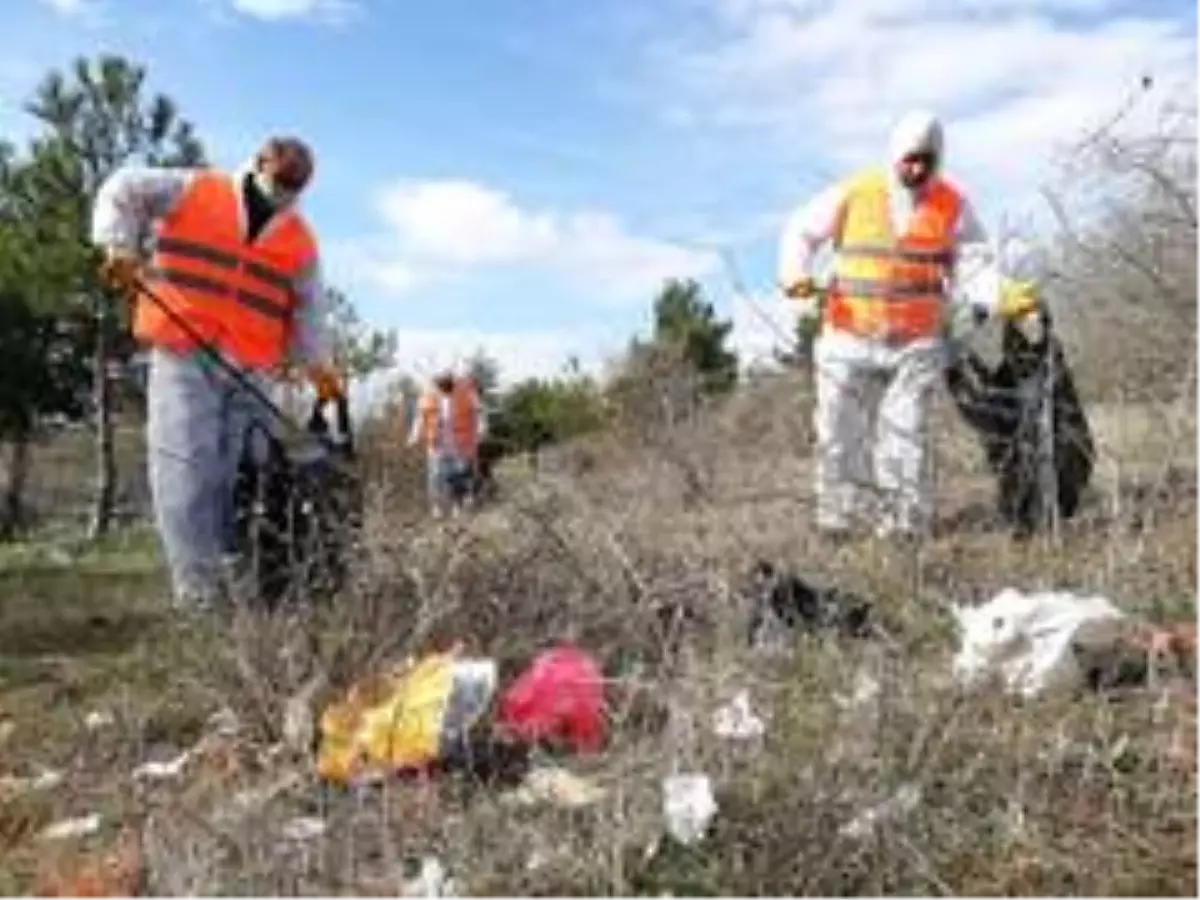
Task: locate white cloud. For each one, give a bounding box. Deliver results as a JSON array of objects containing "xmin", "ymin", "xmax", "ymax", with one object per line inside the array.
[
  {"xmin": 38, "ymin": 0, "xmax": 87, "ymax": 15},
  {"xmin": 356, "ymin": 178, "xmax": 721, "ymax": 306},
  {"xmin": 226, "ymin": 0, "xmax": 359, "ymax": 23},
  {"xmin": 375, "ymin": 180, "xmax": 558, "ymax": 265},
  {"xmin": 35, "ymin": 0, "xmax": 108, "ymax": 23},
  {"xmin": 657, "ymin": 0, "xmax": 1197, "ymax": 217}
]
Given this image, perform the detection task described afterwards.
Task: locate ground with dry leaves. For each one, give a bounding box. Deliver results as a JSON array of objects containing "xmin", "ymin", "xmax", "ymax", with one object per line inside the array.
[{"xmin": 0, "ymin": 371, "xmax": 1196, "ymax": 896}]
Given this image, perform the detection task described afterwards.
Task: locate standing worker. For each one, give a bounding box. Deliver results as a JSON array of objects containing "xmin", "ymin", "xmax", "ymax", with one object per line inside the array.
[
  {"xmin": 408, "ymin": 367, "xmax": 484, "ymax": 518},
  {"xmin": 777, "ymin": 110, "xmax": 1040, "ymax": 542},
  {"xmin": 91, "ymin": 135, "xmax": 344, "ymax": 611}
]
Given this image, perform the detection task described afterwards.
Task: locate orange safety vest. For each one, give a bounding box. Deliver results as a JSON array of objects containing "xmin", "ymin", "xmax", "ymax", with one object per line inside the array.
[
  {"xmin": 417, "ymin": 383, "xmax": 480, "ymax": 459},
  {"xmin": 826, "ymin": 167, "xmax": 962, "ymax": 343},
  {"xmin": 134, "ymin": 170, "xmax": 318, "ymax": 369}
]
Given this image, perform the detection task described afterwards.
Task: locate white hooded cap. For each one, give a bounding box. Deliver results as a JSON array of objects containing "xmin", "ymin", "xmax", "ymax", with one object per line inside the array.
[{"xmin": 888, "ymin": 109, "xmax": 945, "ymax": 168}]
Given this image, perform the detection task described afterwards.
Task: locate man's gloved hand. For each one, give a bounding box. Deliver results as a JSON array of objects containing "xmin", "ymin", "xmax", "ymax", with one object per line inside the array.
[
  {"xmin": 98, "ymin": 248, "xmax": 143, "ymax": 294},
  {"xmin": 305, "ymin": 362, "xmax": 344, "ymax": 402},
  {"xmin": 998, "ymin": 279, "xmax": 1040, "ymax": 320},
  {"xmin": 783, "ymin": 276, "xmax": 818, "ymax": 300}
]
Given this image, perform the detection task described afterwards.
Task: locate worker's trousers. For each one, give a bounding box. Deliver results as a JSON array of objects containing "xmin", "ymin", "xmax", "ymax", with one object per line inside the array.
[
  {"xmin": 426, "ymin": 449, "xmax": 473, "ymax": 517},
  {"xmin": 145, "ymin": 346, "xmax": 275, "ymax": 608},
  {"xmin": 811, "ymin": 330, "xmax": 945, "ymax": 537}
]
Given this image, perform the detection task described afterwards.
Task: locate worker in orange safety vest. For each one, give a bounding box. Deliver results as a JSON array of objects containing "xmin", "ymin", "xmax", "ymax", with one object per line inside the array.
[
  {"xmin": 91, "ymin": 135, "xmax": 344, "ymax": 612},
  {"xmin": 777, "ymin": 110, "xmax": 1040, "ymax": 542},
  {"xmin": 408, "ymin": 367, "xmax": 485, "ymax": 518}
]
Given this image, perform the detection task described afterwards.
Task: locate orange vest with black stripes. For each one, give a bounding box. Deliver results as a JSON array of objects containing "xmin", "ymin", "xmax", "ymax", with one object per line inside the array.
[
  {"xmin": 134, "ymin": 170, "xmax": 317, "ymax": 369},
  {"xmin": 417, "ymin": 383, "xmax": 480, "ymax": 459},
  {"xmin": 826, "ymin": 167, "xmax": 962, "ymax": 343}
]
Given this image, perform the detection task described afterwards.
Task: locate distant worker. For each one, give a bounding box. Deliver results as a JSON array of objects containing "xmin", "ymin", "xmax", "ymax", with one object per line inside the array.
[
  {"xmin": 408, "ymin": 367, "xmax": 485, "ymax": 518},
  {"xmin": 777, "ymin": 110, "xmax": 1040, "ymax": 542},
  {"xmin": 91, "ymin": 135, "xmax": 344, "ymax": 611}
]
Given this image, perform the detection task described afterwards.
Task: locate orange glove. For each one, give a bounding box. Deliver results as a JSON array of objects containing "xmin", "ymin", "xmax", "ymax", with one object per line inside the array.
[
  {"xmin": 306, "ymin": 363, "xmax": 344, "ymax": 402},
  {"xmin": 98, "ymin": 248, "xmax": 143, "ymax": 294},
  {"xmin": 783, "ymin": 276, "xmax": 818, "ymax": 300}
]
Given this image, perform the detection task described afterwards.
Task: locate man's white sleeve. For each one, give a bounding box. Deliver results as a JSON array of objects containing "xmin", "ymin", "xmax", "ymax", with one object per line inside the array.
[
  {"xmin": 776, "ymin": 181, "xmax": 848, "ymax": 289},
  {"xmin": 950, "ymin": 194, "xmax": 1005, "ymax": 316},
  {"xmin": 287, "ymin": 259, "xmax": 334, "ymax": 367},
  {"xmin": 90, "ymin": 165, "xmax": 193, "ymax": 251}
]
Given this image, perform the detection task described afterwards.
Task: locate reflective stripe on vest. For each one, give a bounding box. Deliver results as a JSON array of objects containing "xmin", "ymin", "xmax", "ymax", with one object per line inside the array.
[
  {"xmin": 134, "ymin": 171, "xmax": 316, "ymax": 369},
  {"xmin": 827, "ymin": 167, "xmax": 962, "ymax": 343}
]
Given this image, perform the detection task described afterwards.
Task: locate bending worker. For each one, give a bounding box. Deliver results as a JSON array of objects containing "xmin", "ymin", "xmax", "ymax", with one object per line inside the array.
[
  {"xmin": 91, "ymin": 135, "xmax": 343, "ymax": 611},
  {"xmin": 408, "ymin": 367, "xmax": 484, "ymax": 518},
  {"xmin": 777, "ymin": 110, "xmax": 1039, "ymax": 542}
]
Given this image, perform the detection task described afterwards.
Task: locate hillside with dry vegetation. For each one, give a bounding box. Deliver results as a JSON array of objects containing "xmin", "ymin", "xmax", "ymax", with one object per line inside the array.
[{"xmin": 0, "ymin": 71, "xmax": 1196, "ymax": 898}]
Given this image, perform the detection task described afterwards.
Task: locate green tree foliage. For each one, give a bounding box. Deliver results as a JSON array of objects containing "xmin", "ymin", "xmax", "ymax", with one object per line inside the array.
[
  {"xmin": 0, "ymin": 145, "xmax": 93, "ymax": 537},
  {"xmin": 650, "ymin": 277, "xmax": 738, "ymax": 396},
  {"xmin": 606, "ymin": 278, "xmax": 740, "ymax": 432},
  {"xmin": 774, "ymin": 312, "xmax": 821, "ymax": 369},
  {"xmin": 324, "ymin": 285, "xmax": 398, "ymax": 385},
  {"xmin": 24, "ymin": 53, "xmax": 207, "ymax": 538},
  {"xmin": 488, "ymin": 375, "xmax": 608, "ymax": 457}
]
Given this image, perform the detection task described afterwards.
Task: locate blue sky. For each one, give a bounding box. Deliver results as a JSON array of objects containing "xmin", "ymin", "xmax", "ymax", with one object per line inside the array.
[{"xmin": 1, "ymin": 0, "xmax": 1196, "ymax": 390}]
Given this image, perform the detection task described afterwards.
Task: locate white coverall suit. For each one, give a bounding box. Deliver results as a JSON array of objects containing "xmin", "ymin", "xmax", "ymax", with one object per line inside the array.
[{"xmin": 777, "ymin": 112, "xmax": 1008, "ymax": 538}]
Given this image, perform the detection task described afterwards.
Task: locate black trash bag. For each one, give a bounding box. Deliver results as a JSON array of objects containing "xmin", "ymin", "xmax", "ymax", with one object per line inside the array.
[
  {"xmin": 944, "ymin": 310, "xmax": 1095, "ymax": 539},
  {"xmin": 233, "ymin": 394, "xmax": 363, "ymax": 610},
  {"xmin": 746, "ymin": 560, "xmax": 874, "ymax": 650}
]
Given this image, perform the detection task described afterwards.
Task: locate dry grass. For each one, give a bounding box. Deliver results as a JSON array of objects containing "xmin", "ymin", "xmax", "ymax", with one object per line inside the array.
[{"xmin": 0, "ymin": 371, "xmax": 1195, "ymax": 896}]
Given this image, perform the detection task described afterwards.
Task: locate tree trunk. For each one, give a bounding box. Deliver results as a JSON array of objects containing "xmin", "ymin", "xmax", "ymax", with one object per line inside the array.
[
  {"xmin": 0, "ymin": 432, "xmax": 32, "ymax": 541},
  {"xmin": 88, "ymin": 301, "xmax": 116, "ymax": 540}
]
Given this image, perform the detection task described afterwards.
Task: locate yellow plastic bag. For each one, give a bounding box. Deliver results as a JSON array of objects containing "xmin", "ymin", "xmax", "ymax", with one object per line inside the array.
[{"xmin": 317, "ymin": 651, "xmax": 496, "ymax": 785}]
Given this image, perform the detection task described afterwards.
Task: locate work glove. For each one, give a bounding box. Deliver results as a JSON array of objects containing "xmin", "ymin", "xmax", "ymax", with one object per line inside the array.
[
  {"xmin": 782, "ymin": 276, "xmax": 818, "ymax": 300},
  {"xmin": 305, "ymin": 362, "xmax": 344, "ymax": 402},
  {"xmin": 997, "ymin": 279, "xmax": 1039, "ymax": 320},
  {"xmin": 97, "ymin": 248, "xmax": 143, "ymax": 294}
]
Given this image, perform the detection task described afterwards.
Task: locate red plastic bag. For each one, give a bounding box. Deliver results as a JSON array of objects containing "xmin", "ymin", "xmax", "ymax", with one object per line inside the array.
[{"xmin": 496, "ymin": 644, "xmax": 607, "ymax": 753}]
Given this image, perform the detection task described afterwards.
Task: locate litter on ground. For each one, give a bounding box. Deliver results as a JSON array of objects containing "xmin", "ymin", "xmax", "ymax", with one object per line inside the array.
[
  {"xmin": 662, "ymin": 773, "xmax": 717, "ymax": 846},
  {"xmin": 951, "ymin": 588, "xmax": 1126, "ymax": 697},
  {"xmin": 495, "ymin": 643, "xmax": 608, "ymax": 754},
  {"xmin": 712, "ymin": 689, "xmax": 767, "ymax": 740},
  {"xmin": 839, "ymin": 783, "xmax": 923, "ymax": 839},
  {"xmin": 0, "ymin": 767, "xmax": 64, "ymax": 798},
  {"xmin": 505, "ymin": 765, "xmax": 606, "ymax": 808},
  {"xmin": 317, "ymin": 650, "xmax": 498, "ymax": 785},
  {"xmin": 41, "ymin": 813, "xmax": 103, "ymax": 842}
]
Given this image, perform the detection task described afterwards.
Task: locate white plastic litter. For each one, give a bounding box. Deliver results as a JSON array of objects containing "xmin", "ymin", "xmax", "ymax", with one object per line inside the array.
[
  {"xmin": 41, "ymin": 813, "xmax": 102, "ymax": 841},
  {"xmin": 839, "ymin": 783, "xmax": 922, "ymax": 839},
  {"xmin": 280, "ymin": 816, "xmax": 327, "ymax": 842},
  {"xmin": 712, "ymin": 689, "xmax": 766, "ymax": 740},
  {"xmin": 0, "ymin": 767, "xmax": 64, "ymax": 796},
  {"xmin": 132, "ymin": 749, "xmax": 193, "ymax": 782},
  {"xmin": 401, "ymin": 856, "xmax": 457, "ymax": 897},
  {"xmin": 84, "ymin": 710, "xmax": 115, "ymax": 731},
  {"xmin": 662, "ymin": 773, "xmax": 718, "ymax": 846},
  {"xmin": 835, "ymin": 668, "xmax": 881, "ymax": 711},
  {"xmin": 951, "ymin": 588, "xmax": 1125, "ymax": 698}
]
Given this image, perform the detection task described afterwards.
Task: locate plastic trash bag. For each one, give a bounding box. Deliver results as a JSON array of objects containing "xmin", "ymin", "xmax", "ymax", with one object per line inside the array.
[
  {"xmin": 495, "ymin": 644, "xmax": 607, "ymax": 754},
  {"xmin": 951, "ymin": 588, "xmax": 1125, "ymax": 697},
  {"xmin": 317, "ymin": 651, "xmax": 497, "ymax": 785},
  {"xmin": 944, "ymin": 312, "xmax": 1095, "ymax": 538}
]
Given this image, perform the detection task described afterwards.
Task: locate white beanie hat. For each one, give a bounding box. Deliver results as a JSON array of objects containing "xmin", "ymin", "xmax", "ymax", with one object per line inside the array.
[{"xmin": 888, "ymin": 109, "xmax": 945, "ymax": 168}]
